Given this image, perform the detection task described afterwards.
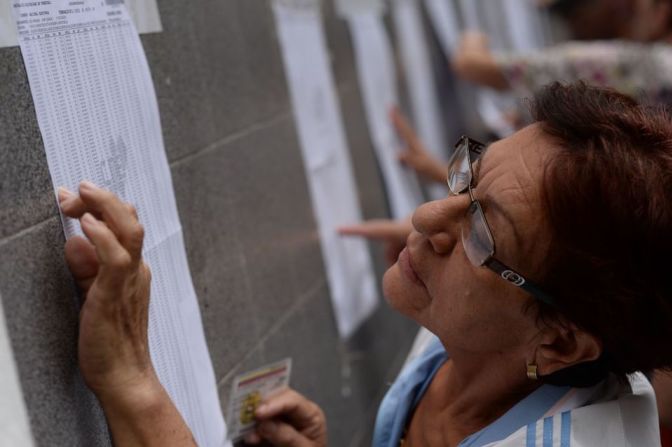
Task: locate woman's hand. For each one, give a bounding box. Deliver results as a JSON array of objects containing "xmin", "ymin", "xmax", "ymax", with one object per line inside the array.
[
  {"xmin": 59, "ymin": 181, "xmax": 195, "ymax": 446},
  {"xmin": 339, "ymin": 217, "xmax": 413, "ymax": 266},
  {"xmin": 390, "ymin": 107, "xmax": 448, "ymax": 184},
  {"xmin": 245, "ymin": 388, "xmax": 327, "ymax": 447},
  {"xmin": 59, "ymin": 181, "xmax": 155, "ymax": 397}
]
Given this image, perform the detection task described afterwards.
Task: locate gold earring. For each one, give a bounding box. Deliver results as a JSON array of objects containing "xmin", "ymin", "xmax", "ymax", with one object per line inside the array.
[{"xmin": 526, "ymin": 364, "xmax": 539, "ymax": 381}]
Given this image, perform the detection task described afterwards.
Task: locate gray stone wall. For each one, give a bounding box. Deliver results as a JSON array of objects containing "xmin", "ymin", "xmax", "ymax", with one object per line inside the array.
[{"xmin": 0, "ymin": 1, "xmax": 420, "ymax": 445}]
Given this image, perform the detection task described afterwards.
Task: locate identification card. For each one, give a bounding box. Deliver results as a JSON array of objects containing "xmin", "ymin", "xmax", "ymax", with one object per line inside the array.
[{"xmin": 227, "ymin": 358, "xmax": 292, "ymax": 441}]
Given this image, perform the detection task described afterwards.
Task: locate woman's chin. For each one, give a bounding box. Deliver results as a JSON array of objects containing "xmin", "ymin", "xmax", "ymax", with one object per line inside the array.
[{"xmin": 382, "ymin": 264, "xmax": 423, "ymax": 318}]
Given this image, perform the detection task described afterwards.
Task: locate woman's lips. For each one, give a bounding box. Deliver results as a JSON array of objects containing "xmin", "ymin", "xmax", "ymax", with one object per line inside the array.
[{"xmin": 398, "ymin": 247, "xmax": 425, "ymax": 288}]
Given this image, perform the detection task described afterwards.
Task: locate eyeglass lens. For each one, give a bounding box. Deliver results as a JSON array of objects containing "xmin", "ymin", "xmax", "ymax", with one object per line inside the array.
[
  {"xmin": 447, "ymin": 139, "xmax": 472, "ymax": 194},
  {"xmin": 447, "ymin": 138, "xmax": 496, "ymax": 267},
  {"xmin": 461, "ymin": 202, "xmax": 495, "ymax": 266}
]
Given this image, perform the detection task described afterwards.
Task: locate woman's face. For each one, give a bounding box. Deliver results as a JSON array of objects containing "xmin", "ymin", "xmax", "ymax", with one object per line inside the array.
[{"xmin": 383, "ymin": 124, "xmax": 555, "ymax": 358}]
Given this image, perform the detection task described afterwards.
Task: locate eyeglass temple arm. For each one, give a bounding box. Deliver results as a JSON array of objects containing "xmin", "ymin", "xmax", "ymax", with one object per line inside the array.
[{"xmin": 484, "ymin": 258, "xmax": 556, "ymax": 307}]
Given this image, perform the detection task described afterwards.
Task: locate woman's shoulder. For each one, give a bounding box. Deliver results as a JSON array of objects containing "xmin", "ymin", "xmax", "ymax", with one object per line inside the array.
[{"xmin": 488, "ymin": 373, "xmax": 660, "ymax": 447}]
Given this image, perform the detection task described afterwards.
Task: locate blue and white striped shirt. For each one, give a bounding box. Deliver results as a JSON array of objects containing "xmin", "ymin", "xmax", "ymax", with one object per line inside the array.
[{"xmin": 373, "ymin": 336, "xmax": 660, "ymax": 447}]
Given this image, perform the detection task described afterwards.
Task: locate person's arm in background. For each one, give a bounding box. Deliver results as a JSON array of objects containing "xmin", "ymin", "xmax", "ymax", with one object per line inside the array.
[
  {"xmin": 58, "ymin": 182, "xmax": 197, "ymax": 447},
  {"xmin": 452, "ymin": 31, "xmax": 648, "ymax": 101},
  {"xmin": 451, "ymin": 32, "xmax": 511, "ymax": 91}
]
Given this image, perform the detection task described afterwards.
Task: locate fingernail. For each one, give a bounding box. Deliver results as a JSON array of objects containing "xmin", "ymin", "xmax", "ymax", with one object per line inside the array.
[
  {"xmin": 57, "ymin": 187, "xmax": 74, "ymax": 202},
  {"xmin": 82, "ymin": 213, "xmax": 96, "ymax": 225},
  {"xmin": 80, "ymin": 180, "xmax": 97, "ymax": 191}
]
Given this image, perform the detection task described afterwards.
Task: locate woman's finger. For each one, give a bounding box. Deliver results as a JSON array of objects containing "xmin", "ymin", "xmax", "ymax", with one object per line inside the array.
[
  {"xmin": 58, "ymin": 187, "xmax": 93, "ymax": 218},
  {"xmin": 255, "ymin": 388, "xmax": 324, "ymax": 430},
  {"xmin": 257, "ymin": 421, "xmax": 313, "ymax": 447},
  {"xmin": 78, "ymin": 181, "xmax": 144, "ymax": 261},
  {"xmin": 243, "ymin": 432, "xmax": 262, "ymax": 445},
  {"xmin": 64, "ymin": 236, "xmax": 99, "ymax": 292},
  {"xmin": 80, "ymin": 212, "xmax": 133, "ymax": 292}
]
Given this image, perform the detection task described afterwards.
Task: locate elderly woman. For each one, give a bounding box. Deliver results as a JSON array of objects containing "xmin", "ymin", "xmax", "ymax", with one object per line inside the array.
[{"xmin": 58, "ymin": 82, "xmax": 671, "ymax": 446}]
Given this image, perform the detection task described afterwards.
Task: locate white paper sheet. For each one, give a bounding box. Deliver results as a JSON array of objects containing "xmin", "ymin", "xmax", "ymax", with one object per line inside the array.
[
  {"xmin": 272, "ymin": 0, "xmax": 379, "ymax": 339},
  {"xmin": 452, "ymin": 0, "xmax": 515, "ymax": 137},
  {"xmin": 344, "ymin": 9, "xmax": 424, "ymax": 219},
  {"xmin": 10, "ymin": 2, "xmax": 228, "ymax": 445},
  {"xmin": 1, "ymin": 0, "xmax": 162, "ymax": 48},
  {"xmin": 0, "ymin": 295, "xmax": 35, "ymax": 447},
  {"xmin": 391, "ymin": 0, "xmax": 448, "ymax": 200},
  {"xmin": 336, "ymin": 0, "xmax": 384, "ymax": 17}
]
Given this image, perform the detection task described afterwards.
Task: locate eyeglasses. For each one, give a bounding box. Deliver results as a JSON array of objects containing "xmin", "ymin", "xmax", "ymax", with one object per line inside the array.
[{"xmin": 448, "ymin": 136, "xmax": 555, "ymax": 306}]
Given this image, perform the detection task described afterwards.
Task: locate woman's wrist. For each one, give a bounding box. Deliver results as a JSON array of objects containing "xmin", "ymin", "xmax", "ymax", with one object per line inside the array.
[
  {"xmin": 94, "ymin": 373, "xmax": 197, "ymax": 446},
  {"xmin": 94, "ymin": 372, "xmax": 166, "ymax": 420}
]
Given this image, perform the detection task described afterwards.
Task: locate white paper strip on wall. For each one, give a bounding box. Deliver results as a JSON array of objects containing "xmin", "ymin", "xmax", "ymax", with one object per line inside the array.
[
  {"xmin": 342, "ymin": 9, "xmax": 424, "ymax": 219},
  {"xmin": 0, "ymin": 0, "xmax": 162, "ymax": 48},
  {"xmin": 501, "ymin": 0, "xmax": 548, "ymax": 52},
  {"xmin": 336, "ymin": 0, "xmax": 385, "ymax": 17},
  {"xmin": 459, "ymin": 0, "xmax": 481, "ymax": 30},
  {"xmin": 391, "ymin": 0, "xmax": 448, "ymax": 200},
  {"xmin": 454, "ymin": 0, "xmax": 517, "ymax": 137},
  {"xmin": 0, "ymin": 295, "xmax": 35, "ymax": 447},
  {"xmin": 10, "ymin": 2, "xmax": 229, "ymax": 446},
  {"xmin": 422, "ymin": 0, "xmax": 461, "ymax": 54},
  {"xmin": 272, "ymin": 0, "xmax": 379, "ymax": 339}
]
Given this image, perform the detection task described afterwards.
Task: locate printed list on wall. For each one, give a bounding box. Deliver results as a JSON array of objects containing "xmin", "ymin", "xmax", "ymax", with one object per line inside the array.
[
  {"xmin": 340, "ymin": 2, "xmax": 424, "ymax": 219},
  {"xmin": 10, "ymin": 1, "xmax": 229, "ymax": 445},
  {"xmin": 272, "ymin": 0, "xmax": 379, "ymax": 338}
]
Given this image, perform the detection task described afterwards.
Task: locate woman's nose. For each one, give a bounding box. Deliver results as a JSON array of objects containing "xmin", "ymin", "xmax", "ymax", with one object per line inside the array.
[{"xmin": 411, "ymin": 195, "xmax": 469, "ymax": 254}]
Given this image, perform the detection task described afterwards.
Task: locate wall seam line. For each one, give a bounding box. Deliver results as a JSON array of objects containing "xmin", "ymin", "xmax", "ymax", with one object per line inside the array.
[
  {"xmin": 216, "ymin": 277, "xmax": 328, "ymax": 388},
  {"xmin": 169, "ymin": 109, "xmax": 293, "ymax": 169},
  {"xmin": 0, "ymin": 216, "xmax": 57, "ymax": 248}
]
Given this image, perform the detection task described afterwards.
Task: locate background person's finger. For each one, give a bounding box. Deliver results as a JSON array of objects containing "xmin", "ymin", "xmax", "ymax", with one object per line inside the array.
[
  {"xmin": 80, "ymin": 213, "xmax": 133, "ymax": 289},
  {"xmin": 64, "ymin": 236, "xmax": 99, "ymax": 292},
  {"xmin": 257, "ymin": 421, "xmax": 312, "ymax": 447},
  {"xmin": 338, "ymin": 220, "xmax": 404, "ymax": 240},
  {"xmin": 78, "ymin": 181, "xmax": 144, "ymax": 260},
  {"xmin": 390, "ymin": 107, "xmax": 420, "ymax": 148}
]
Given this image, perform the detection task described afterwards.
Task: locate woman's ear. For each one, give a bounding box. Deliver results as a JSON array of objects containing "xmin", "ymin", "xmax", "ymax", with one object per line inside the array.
[{"xmin": 535, "ymin": 324, "xmax": 602, "ymax": 376}]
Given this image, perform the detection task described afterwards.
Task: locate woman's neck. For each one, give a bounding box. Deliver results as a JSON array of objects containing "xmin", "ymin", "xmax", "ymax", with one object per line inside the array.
[{"xmin": 406, "ymin": 353, "xmax": 540, "ymax": 446}]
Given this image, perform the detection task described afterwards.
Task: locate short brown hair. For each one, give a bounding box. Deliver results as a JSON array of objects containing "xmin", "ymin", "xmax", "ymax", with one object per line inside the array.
[{"xmin": 532, "ymin": 82, "xmax": 672, "ymax": 378}]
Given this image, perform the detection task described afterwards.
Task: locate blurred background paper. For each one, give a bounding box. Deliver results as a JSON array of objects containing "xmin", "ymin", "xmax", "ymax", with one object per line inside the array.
[
  {"xmin": 0, "ymin": 0, "xmax": 162, "ymax": 48},
  {"xmin": 391, "ymin": 0, "xmax": 449, "ymax": 200},
  {"xmin": 336, "ymin": 0, "xmax": 385, "ymax": 16},
  {"xmin": 272, "ymin": 0, "xmax": 379, "ymax": 339},
  {"xmin": 341, "ymin": 3, "xmax": 424, "ymax": 219},
  {"xmin": 0, "ymin": 295, "xmax": 34, "ymax": 447},
  {"xmin": 423, "ymin": 0, "xmax": 462, "ymax": 54}
]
